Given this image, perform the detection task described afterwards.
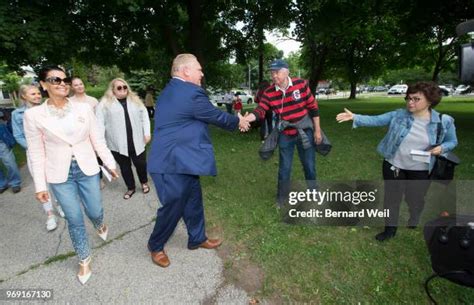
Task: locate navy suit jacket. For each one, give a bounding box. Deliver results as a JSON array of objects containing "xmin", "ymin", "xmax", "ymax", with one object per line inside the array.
[{"xmin": 147, "ymin": 78, "xmax": 239, "ymax": 176}]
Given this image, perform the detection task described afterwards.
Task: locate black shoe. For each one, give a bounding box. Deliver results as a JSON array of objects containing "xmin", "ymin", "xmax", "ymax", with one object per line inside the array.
[
  {"xmin": 0, "ymin": 187, "xmax": 7, "ymax": 194},
  {"xmin": 375, "ymin": 227, "xmax": 397, "ymax": 242},
  {"xmin": 11, "ymin": 186, "xmax": 21, "ymax": 193}
]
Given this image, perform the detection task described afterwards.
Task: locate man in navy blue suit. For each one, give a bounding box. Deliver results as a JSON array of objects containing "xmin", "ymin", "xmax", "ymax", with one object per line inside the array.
[{"xmin": 147, "ymin": 53, "xmax": 250, "ymax": 267}]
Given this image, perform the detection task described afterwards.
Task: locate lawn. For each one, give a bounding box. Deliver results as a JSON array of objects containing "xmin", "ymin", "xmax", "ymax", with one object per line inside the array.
[{"xmin": 203, "ymin": 96, "xmax": 474, "ymax": 304}]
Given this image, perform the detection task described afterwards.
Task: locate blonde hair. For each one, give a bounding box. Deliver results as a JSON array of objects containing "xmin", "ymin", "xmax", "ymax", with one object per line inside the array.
[
  {"xmin": 19, "ymin": 84, "xmax": 40, "ymax": 105},
  {"xmin": 100, "ymin": 78, "xmax": 144, "ymax": 106},
  {"xmin": 171, "ymin": 53, "xmax": 197, "ymax": 77}
]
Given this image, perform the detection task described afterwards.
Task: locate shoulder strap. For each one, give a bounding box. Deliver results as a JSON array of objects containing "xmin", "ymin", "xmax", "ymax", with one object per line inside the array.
[{"xmin": 436, "ymin": 113, "xmax": 443, "ymax": 144}]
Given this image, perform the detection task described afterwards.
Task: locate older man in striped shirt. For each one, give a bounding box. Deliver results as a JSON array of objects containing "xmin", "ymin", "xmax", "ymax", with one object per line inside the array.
[{"xmin": 244, "ymin": 59, "xmax": 322, "ymax": 207}]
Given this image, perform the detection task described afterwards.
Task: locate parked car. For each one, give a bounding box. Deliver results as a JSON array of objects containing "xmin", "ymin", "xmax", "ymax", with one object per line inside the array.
[
  {"xmin": 209, "ymin": 91, "xmax": 229, "ymax": 106},
  {"xmin": 233, "ymin": 90, "xmax": 254, "ymax": 104},
  {"xmin": 387, "ymin": 84, "xmax": 408, "ymax": 95},
  {"xmin": 373, "ymin": 86, "xmax": 387, "ymax": 92},
  {"xmin": 455, "ymin": 84, "xmax": 471, "ymax": 95},
  {"xmin": 317, "ymin": 88, "xmax": 336, "ymax": 95},
  {"xmin": 438, "ymin": 85, "xmax": 454, "ymax": 96}
]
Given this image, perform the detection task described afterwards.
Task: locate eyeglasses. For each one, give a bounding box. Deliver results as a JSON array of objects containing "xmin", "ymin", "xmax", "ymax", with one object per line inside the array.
[
  {"xmin": 404, "ymin": 96, "xmax": 422, "ymax": 103},
  {"xmin": 45, "ymin": 77, "xmax": 72, "ymax": 85},
  {"xmin": 116, "ymin": 85, "xmax": 128, "ymax": 91}
]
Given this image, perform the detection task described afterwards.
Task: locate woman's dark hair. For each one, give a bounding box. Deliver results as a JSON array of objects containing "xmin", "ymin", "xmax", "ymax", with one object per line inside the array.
[
  {"xmin": 38, "ymin": 65, "xmax": 66, "ymax": 82},
  {"xmin": 406, "ymin": 81, "xmax": 442, "ymax": 108}
]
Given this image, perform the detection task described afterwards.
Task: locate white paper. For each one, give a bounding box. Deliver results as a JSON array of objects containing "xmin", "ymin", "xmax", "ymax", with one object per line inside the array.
[
  {"xmin": 100, "ymin": 166, "xmax": 113, "ymax": 182},
  {"xmin": 410, "ymin": 149, "xmax": 431, "ymax": 164}
]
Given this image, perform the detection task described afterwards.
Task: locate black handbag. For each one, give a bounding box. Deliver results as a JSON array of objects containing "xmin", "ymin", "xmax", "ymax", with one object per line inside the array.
[{"xmin": 430, "ymin": 114, "xmax": 460, "ymax": 181}]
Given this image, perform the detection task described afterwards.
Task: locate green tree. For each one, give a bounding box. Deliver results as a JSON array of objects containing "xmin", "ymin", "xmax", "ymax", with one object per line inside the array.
[
  {"xmin": 396, "ymin": 0, "xmax": 474, "ymax": 82},
  {"xmin": 2, "ymin": 72, "xmax": 21, "ymax": 105}
]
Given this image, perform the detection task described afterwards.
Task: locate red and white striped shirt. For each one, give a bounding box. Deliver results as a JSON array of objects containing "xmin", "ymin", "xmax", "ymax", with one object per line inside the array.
[{"xmin": 252, "ymin": 77, "xmax": 319, "ymax": 136}]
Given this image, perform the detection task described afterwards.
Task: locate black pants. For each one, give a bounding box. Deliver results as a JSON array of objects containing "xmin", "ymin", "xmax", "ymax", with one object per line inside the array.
[
  {"xmin": 383, "ymin": 160, "xmax": 431, "ymax": 227},
  {"xmin": 112, "ymin": 150, "xmax": 148, "ymax": 190}
]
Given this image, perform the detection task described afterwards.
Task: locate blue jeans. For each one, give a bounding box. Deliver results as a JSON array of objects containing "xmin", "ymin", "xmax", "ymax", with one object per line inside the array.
[
  {"xmin": 49, "ymin": 160, "xmax": 103, "ymax": 260},
  {"xmin": 277, "ymin": 129, "xmax": 317, "ymax": 205},
  {"xmin": 0, "ymin": 141, "xmax": 21, "ymax": 189}
]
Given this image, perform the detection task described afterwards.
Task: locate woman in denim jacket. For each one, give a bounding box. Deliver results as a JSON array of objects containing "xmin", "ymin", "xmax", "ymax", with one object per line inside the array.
[{"xmin": 336, "ymin": 81, "xmax": 458, "ymax": 241}]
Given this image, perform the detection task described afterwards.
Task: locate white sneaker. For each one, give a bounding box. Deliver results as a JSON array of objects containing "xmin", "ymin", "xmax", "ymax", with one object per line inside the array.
[
  {"xmin": 46, "ymin": 215, "xmax": 58, "ymax": 231},
  {"xmin": 56, "ymin": 205, "xmax": 65, "ymax": 218}
]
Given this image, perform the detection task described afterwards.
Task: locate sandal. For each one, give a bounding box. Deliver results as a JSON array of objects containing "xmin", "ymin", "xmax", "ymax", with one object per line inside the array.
[
  {"xmin": 123, "ymin": 189, "xmax": 136, "ymax": 200},
  {"xmin": 142, "ymin": 183, "xmax": 150, "ymax": 194}
]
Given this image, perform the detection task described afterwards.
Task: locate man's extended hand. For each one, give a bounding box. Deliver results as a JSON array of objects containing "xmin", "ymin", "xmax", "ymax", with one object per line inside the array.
[{"xmin": 238, "ymin": 112, "xmax": 251, "ymax": 132}]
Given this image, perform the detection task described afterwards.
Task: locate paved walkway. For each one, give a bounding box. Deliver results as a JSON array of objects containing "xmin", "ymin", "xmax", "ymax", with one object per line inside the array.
[{"xmin": 0, "ymin": 167, "xmax": 248, "ymax": 304}]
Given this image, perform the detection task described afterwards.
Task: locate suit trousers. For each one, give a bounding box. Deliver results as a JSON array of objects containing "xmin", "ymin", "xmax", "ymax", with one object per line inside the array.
[
  {"xmin": 382, "ymin": 160, "xmax": 431, "ymax": 227},
  {"xmin": 112, "ymin": 150, "xmax": 148, "ymax": 190},
  {"xmin": 148, "ymin": 173, "xmax": 207, "ymax": 252}
]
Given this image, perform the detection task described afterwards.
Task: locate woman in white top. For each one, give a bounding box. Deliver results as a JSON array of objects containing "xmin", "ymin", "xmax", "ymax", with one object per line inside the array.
[
  {"xmin": 24, "ymin": 66, "xmax": 119, "ymax": 284},
  {"xmin": 69, "ymin": 78, "xmax": 99, "ymax": 111},
  {"xmin": 96, "ymin": 78, "xmax": 151, "ymax": 199}
]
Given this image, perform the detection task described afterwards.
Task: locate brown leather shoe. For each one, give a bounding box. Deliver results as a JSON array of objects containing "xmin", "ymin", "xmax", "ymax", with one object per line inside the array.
[
  {"xmin": 190, "ymin": 238, "xmax": 223, "ymax": 250},
  {"xmin": 151, "ymin": 251, "xmax": 170, "ymax": 268}
]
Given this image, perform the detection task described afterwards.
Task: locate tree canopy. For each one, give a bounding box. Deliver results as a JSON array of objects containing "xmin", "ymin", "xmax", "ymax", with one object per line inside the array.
[{"xmin": 1, "ymin": 0, "xmax": 473, "ymax": 94}]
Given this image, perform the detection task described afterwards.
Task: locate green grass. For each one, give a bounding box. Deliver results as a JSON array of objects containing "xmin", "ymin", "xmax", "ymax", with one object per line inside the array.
[{"xmin": 203, "ymin": 96, "xmax": 474, "ymax": 304}]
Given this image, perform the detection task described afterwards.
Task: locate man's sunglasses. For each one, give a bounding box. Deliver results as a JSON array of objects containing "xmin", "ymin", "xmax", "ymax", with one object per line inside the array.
[
  {"xmin": 44, "ymin": 77, "xmax": 72, "ymax": 85},
  {"xmin": 116, "ymin": 85, "xmax": 128, "ymax": 91}
]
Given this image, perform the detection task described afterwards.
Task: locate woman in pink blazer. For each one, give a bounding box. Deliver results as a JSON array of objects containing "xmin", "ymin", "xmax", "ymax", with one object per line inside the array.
[{"xmin": 24, "ymin": 66, "xmax": 119, "ymax": 285}]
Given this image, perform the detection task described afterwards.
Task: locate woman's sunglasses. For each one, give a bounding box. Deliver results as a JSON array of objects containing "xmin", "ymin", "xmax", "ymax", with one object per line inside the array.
[
  {"xmin": 116, "ymin": 85, "xmax": 128, "ymax": 91},
  {"xmin": 44, "ymin": 77, "xmax": 72, "ymax": 85}
]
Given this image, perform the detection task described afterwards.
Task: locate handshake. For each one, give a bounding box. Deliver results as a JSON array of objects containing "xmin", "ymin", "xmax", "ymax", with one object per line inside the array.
[{"xmin": 237, "ymin": 112, "xmax": 256, "ymax": 132}]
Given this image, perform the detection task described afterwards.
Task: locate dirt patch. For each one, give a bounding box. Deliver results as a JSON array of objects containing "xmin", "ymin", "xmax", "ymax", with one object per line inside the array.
[{"xmin": 206, "ymin": 224, "xmax": 269, "ymax": 303}]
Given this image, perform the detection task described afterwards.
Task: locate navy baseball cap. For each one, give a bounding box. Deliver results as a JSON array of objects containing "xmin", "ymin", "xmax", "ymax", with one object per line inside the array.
[{"xmin": 268, "ymin": 59, "xmax": 289, "ymax": 70}]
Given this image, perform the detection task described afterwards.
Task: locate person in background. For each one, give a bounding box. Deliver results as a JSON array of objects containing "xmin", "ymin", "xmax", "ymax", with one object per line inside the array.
[
  {"xmin": 69, "ymin": 77, "xmax": 105, "ymax": 188},
  {"xmin": 69, "ymin": 78, "xmax": 99, "ymax": 111},
  {"xmin": 24, "ymin": 65, "xmax": 118, "ymax": 284},
  {"xmin": 336, "ymin": 81, "xmax": 458, "ymax": 241},
  {"xmin": 96, "ymin": 78, "xmax": 151, "ymax": 200},
  {"xmin": 12, "ymin": 84, "xmax": 65, "ymax": 231},
  {"xmin": 233, "ymin": 93, "xmax": 243, "ymax": 115},
  {"xmin": 144, "ymin": 87, "xmax": 155, "ymax": 118},
  {"xmin": 224, "ymin": 91, "xmax": 233, "ymax": 114},
  {"xmin": 0, "ymin": 111, "xmax": 21, "ymax": 194}
]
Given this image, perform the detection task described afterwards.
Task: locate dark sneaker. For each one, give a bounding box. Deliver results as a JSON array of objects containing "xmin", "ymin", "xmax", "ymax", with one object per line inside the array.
[
  {"xmin": 0, "ymin": 187, "xmax": 8, "ymax": 194},
  {"xmin": 375, "ymin": 227, "xmax": 397, "ymax": 242},
  {"xmin": 12, "ymin": 186, "xmax": 21, "ymax": 193}
]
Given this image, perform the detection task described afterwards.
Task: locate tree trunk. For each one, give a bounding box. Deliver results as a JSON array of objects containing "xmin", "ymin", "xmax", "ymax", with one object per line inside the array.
[
  {"xmin": 347, "ymin": 44, "xmax": 357, "ymax": 99},
  {"xmin": 349, "ymin": 82, "xmax": 357, "ymax": 99},
  {"xmin": 186, "ymin": 0, "xmax": 204, "ymax": 65},
  {"xmin": 163, "ymin": 25, "xmax": 181, "ymax": 56},
  {"xmin": 257, "ymin": 27, "xmax": 264, "ymax": 84},
  {"xmin": 308, "ymin": 42, "xmax": 328, "ymax": 94}
]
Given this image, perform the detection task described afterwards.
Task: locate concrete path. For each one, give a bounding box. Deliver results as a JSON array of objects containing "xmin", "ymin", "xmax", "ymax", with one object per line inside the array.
[{"xmin": 0, "ymin": 167, "xmax": 248, "ymax": 304}]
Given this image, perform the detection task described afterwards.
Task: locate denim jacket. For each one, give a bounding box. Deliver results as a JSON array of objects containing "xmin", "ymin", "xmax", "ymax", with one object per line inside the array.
[
  {"xmin": 353, "ymin": 108, "xmax": 458, "ymax": 172},
  {"xmin": 11, "ymin": 105, "xmax": 27, "ymax": 150}
]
